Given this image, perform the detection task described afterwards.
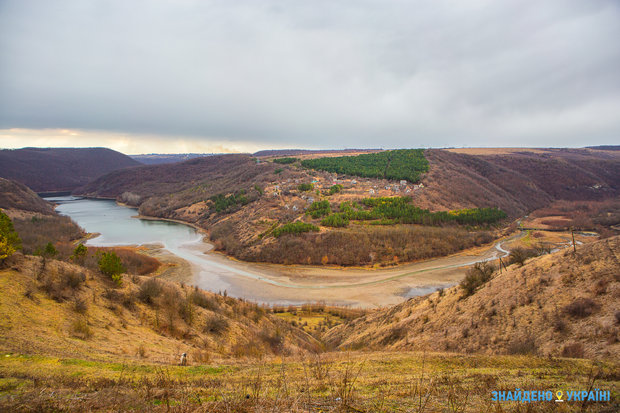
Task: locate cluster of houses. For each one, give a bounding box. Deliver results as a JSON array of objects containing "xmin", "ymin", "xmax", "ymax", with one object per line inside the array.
[
  {"xmin": 369, "ymin": 181, "xmax": 424, "ymax": 195},
  {"xmin": 266, "ymin": 174, "xmax": 426, "ymax": 213}
]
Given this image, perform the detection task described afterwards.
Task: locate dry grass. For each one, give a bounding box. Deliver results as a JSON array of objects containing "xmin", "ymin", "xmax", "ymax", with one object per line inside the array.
[
  {"xmin": 0, "ymin": 351, "xmax": 617, "ymax": 412},
  {"xmin": 0, "ymin": 254, "xmax": 321, "ymax": 365},
  {"xmin": 325, "ymin": 236, "xmax": 620, "ymax": 360}
]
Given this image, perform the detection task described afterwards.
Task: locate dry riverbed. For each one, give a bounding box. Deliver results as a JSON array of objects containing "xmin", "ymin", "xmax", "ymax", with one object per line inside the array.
[{"xmin": 136, "ymin": 230, "xmax": 522, "ymax": 308}]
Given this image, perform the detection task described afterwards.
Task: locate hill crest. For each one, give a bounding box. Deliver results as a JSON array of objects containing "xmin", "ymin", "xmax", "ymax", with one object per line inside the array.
[{"xmin": 0, "ymin": 147, "xmax": 141, "ymax": 192}]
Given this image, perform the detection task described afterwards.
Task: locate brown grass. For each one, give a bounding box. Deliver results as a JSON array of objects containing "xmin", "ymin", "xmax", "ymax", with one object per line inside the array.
[{"xmin": 324, "ymin": 236, "xmax": 620, "ymax": 359}]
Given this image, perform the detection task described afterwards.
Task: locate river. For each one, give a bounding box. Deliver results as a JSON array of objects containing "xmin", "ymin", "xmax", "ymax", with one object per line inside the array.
[{"xmin": 49, "ymin": 196, "xmax": 513, "ymax": 307}]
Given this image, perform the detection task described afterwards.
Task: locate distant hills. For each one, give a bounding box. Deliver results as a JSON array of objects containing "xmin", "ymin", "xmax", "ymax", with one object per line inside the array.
[
  {"xmin": 253, "ymin": 148, "xmax": 381, "ymax": 157},
  {"xmin": 130, "ymin": 153, "xmax": 215, "ymax": 165},
  {"xmin": 0, "ymin": 147, "xmax": 141, "ymax": 192}
]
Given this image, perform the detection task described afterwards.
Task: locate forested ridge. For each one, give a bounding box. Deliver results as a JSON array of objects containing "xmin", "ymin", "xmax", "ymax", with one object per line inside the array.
[{"xmin": 301, "ymin": 149, "xmax": 429, "ymax": 183}]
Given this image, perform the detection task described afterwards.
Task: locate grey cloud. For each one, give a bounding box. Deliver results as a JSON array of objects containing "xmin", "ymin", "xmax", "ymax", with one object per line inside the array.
[{"xmin": 1, "ymin": 0, "xmax": 619, "ymax": 149}]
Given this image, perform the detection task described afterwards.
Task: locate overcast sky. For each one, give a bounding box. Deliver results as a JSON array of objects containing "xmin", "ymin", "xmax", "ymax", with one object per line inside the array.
[{"xmin": 1, "ymin": 0, "xmax": 619, "ymax": 154}]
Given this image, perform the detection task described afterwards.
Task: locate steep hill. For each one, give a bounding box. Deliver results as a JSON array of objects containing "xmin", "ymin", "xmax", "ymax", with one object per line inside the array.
[
  {"xmin": 0, "ymin": 147, "xmax": 141, "ymax": 192},
  {"xmin": 75, "ymin": 154, "xmax": 278, "ymax": 202},
  {"xmin": 324, "ymin": 236, "xmax": 620, "ymax": 359},
  {"xmin": 0, "ymin": 178, "xmax": 54, "ymax": 215},
  {"xmin": 411, "ymin": 149, "xmax": 620, "ymax": 217}
]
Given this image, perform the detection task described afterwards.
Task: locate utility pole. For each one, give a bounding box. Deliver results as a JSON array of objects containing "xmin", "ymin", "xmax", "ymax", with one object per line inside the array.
[{"xmin": 571, "ymin": 227, "xmax": 576, "ymax": 254}]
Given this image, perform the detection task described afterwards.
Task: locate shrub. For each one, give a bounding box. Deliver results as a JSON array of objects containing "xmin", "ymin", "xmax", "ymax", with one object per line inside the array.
[
  {"xmin": 204, "ymin": 315, "xmax": 229, "ymax": 335},
  {"xmin": 209, "ymin": 191, "xmax": 250, "ymax": 213},
  {"xmin": 272, "ymin": 222, "xmax": 319, "ymax": 237},
  {"xmin": 0, "ymin": 211, "xmax": 21, "ymax": 262},
  {"xmin": 71, "ymin": 244, "xmax": 88, "ymax": 263},
  {"xmin": 62, "ymin": 271, "xmax": 85, "ymax": 289},
  {"xmin": 191, "ymin": 289, "xmax": 219, "ymax": 310},
  {"xmin": 43, "ymin": 242, "xmax": 57, "ymax": 258},
  {"xmin": 563, "ymin": 298, "xmax": 598, "ymax": 318},
  {"xmin": 506, "ymin": 334, "xmax": 537, "ymax": 355},
  {"xmin": 321, "ymin": 213, "xmax": 349, "ymax": 228},
  {"xmin": 98, "ymin": 251, "xmax": 125, "ymax": 285},
  {"xmin": 561, "ymin": 343, "xmax": 585, "ymax": 358},
  {"xmin": 12, "ymin": 215, "xmax": 82, "ymax": 256},
  {"xmin": 138, "ymin": 278, "xmax": 163, "ymax": 304},
  {"xmin": 306, "ymin": 200, "xmax": 331, "ymax": 218},
  {"xmin": 259, "ymin": 327, "xmax": 284, "ymax": 354},
  {"xmin": 71, "ymin": 318, "xmax": 92, "ymax": 340},
  {"xmin": 460, "ymin": 262, "xmax": 495, "ymax": 297},
  {"xmin": 274, "ymin": 168, "xmax": 283, "ymax": 174},
  {"xmin": 328, "ymin": 184, "xmax": 343, "ymax": 195},
  {"xmin": 105, "ymin": 248, "xmax": 159, "ymax": 275},
  {"xmin": 72, "ymin": 297, "xmax": 88, "ymax": 314},
  {"xmin": 273, "ymin": 157, "xmax": 298, "ymax": 164},
  {"xmin": 508, "ymin": 247, "xmax": 537, "ymax": 267},
  {"xmin": 297, "ymin": 183, "xmax": 314, "ymax": 191}
]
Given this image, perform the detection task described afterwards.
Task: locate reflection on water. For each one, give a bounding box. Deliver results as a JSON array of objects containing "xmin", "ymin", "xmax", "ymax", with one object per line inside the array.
[{"xmin": 50, "ymin": 196, "xmax": 201, "ymax": 248}]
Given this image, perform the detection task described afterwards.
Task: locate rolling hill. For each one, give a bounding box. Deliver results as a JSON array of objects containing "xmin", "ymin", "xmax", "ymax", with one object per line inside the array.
[
  {"xmin": 324, "ymin": 236, "xmax": 620, "ymax": 359},
  {"xmin": 0, "ymin": 147, "xmax": 141, "ymax": 192}
]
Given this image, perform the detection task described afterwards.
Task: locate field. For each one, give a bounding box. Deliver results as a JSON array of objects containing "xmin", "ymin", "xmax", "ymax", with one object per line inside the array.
[{"xmin": 1, "ymin": 351, "xmax": 617, "ymax": 412}]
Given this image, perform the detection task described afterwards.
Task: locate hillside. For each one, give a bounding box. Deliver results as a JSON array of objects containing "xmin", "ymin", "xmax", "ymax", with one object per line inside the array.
[
  {"xmin": 0, "ymin": 147, "xmax": 141, "ymax": 192},
  {"xmin": 410, "ymin": 148, "xmax": 620, "ymax": 217},
  {"xmin": 324, "ymin": 236, "xmax": 620, "ymax": 359},
  {"xmin": 0, "ymin": 178, "xmax": 54, "ymax": 215},
  {"xmin": 0, "ymin": 254, "xmax": 320, "ymax": 363},
  {"xmin": 74, "ymin": 148, "xmax": 619, "ymax": 266}
]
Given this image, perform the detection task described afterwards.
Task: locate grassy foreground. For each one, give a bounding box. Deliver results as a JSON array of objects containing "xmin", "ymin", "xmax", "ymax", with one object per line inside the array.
[{"xmin": 0, "ymin": 351, "xmax": 617, "ymax": 412}]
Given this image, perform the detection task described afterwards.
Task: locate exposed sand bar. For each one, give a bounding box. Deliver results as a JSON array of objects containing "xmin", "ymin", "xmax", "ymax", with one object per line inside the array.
[{"xmin": 136, "ymin": 215, "xmax": 522, "ymax": 308}]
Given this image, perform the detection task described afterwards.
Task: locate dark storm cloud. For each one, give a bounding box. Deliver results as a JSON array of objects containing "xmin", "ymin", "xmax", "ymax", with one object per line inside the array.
[{"xmin": 1, "ymin": 0, "xmax": 619, "ymax": 149}]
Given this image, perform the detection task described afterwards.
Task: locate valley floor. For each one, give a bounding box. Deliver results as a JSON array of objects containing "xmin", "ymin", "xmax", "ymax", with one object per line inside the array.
[
  {"xmin": 0, "ymin": 350, "xmax": 617, "ymax": 412},
  {"xmin": 149, "ymin": 228, "xmax": 594, "ymax": 308}
]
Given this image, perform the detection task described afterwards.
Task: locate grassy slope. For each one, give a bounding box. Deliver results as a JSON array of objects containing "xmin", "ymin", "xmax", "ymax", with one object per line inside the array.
[
  {"xmin": 1, "ymin": 347, "xmax": 617, "ymax": 411},
  {"xmin": 0, "ymin": 254, "xmax": 320, "ymax": 363},
  {"xmin": 324, "ymin": 236, "xmax": 620, "ymax": 359}
]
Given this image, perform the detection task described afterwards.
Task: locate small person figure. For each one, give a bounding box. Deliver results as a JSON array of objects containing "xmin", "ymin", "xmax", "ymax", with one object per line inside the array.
[{"xmin": 179, "ymin": 352, "xmax": 187, "ymax": 366}]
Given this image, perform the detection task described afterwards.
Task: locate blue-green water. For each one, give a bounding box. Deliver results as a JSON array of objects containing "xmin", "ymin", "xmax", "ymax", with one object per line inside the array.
[{"xmin": 50, "ymin": 196, "xmax": 201, "ymax": 248}]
